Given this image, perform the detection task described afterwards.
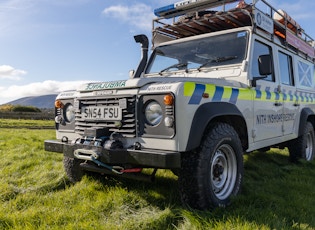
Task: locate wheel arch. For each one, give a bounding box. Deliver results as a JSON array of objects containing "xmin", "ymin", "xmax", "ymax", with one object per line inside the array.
[
  {"xmin": 298, "ymin": 108, "xmax": 315, "ymax": 136},
  {"xmin": 185, "ymin": 102, "xmax": 248, "ymax": 152}
]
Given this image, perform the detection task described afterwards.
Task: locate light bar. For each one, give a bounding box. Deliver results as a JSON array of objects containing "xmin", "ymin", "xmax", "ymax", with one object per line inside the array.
[
  {"xmin": 154, "ymin": 4, "xmax": 176, "ymax": 17},
  {"xmin": 154, "ymin": 0, "xmax": 239, "ymax": 18}
]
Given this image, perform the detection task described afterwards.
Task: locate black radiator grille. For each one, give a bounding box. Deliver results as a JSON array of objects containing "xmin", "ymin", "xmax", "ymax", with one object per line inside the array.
[{"xmin": 75, "ymin": 96, "xmax": 136, "ymax": 137}]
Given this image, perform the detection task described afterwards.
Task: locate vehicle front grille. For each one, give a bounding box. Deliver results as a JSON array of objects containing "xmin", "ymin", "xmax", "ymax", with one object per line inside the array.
[{"xmin": 75, "ymin": 96, "xmax": 136, "ymax": 137}]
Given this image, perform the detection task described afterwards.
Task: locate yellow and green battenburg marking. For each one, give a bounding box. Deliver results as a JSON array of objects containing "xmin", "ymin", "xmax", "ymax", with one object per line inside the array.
[{"xmin": 183, "ymin": 82, "xmax": 315, "ymax": 105}]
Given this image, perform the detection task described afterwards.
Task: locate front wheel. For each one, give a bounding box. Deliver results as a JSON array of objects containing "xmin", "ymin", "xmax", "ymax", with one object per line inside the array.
[
  {"xmin": 63, "ymin": 156, "xmax": 85, "ymax": 183},
  {"xmin": 178, "ymin": 122, "xmax": 243, "ymax": 210}
]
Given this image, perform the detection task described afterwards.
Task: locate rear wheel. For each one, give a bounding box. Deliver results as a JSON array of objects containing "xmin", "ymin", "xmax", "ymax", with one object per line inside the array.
[
  {"xmin": 289, "ymin": 122, "xmax": 315, "ymax": 162},
  {"xmin": 178, "ymin": 122, "xmax": 243, "ymax": 210}
]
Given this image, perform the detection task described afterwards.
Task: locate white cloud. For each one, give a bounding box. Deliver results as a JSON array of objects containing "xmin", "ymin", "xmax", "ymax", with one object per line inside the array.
[
  {"xmin": 0, "ymin": 65, "xmax": 26, "ymax": 80},
  {"xmin": 0, "ymin": 80, "xmax": 90, "ymax": 104},
  {"xmin": 102, "ymin": 4, "xmax": 154, "ymax": 31}
]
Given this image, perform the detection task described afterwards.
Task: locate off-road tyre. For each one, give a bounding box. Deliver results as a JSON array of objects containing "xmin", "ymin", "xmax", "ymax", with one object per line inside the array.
[
  {"xmin": 288, "ymin": 121, "xmax": 315, "ymax": 162},
  {"xmin": 178, "ymin": 122, "xmax": 243, "ymax": 210},
  {"xmin": 63, "ymin": 156, "xmax": 85, "ymax": 183}
]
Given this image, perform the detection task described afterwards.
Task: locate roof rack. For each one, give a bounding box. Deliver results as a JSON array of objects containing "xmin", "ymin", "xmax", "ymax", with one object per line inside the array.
[{"xmin": 152, "ymin": 0, "xmax": 315, "ymax": 60}]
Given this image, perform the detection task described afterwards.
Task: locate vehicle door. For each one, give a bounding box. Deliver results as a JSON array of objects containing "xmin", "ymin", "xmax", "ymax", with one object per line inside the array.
[
  {"xmin": 276, "ymin": 49, "xmax": 298, "ymax": 136},
  {"xmin": 251, "ymin": 39, "xmax": 283, "ymax": 141}
]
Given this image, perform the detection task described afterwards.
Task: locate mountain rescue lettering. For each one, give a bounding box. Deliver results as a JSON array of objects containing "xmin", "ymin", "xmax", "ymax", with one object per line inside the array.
[{"xmin": 256, "ymin": 113, "xmax": 295, "ymax": 124}]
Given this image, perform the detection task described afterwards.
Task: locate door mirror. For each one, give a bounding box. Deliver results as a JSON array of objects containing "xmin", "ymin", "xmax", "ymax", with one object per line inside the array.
[
  {"xmin": 258, "ymin": 54, "xmax": 272, "ymax": 76},
  {"xmin": 252, "ymin": 54, "xmax": 272, "ymax": 87}
]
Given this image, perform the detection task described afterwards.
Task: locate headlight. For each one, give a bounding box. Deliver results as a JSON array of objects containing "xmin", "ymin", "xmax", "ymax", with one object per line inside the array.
[
  {"xmin": 145, "ymin": 101, "xmax": 163, "ymax": 126},
  {"xmin": 64, "ymin": 104, "xmax": 75, "ymax": 123}
]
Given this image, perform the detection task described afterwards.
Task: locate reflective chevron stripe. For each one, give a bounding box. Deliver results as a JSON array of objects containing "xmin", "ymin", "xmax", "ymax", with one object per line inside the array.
[{"xmin": 183, "ymin": 82, "xmax": 315, "ymax": 105}]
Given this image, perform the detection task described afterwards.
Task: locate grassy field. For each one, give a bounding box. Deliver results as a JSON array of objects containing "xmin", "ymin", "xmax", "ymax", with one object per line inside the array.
[
  {"xmin": 0, "ymin": 119, "xmax": 54, "ymax": 129},
  {"xmin": 0, "ymin": 119, "xmax": 315, "ymax": 229}
]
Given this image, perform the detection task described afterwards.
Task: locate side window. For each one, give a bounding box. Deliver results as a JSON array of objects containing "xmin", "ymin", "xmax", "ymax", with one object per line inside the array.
[
  {"xmin": 252, "ymin": 40, "xmax": 274, "ymax": 81},
  {"xmin": 297, "ymin": 60, "xmax": 313, "ymax": 88},
  {"xmin": 278, "ymin": 51, "xmax": 294, "ymax": 86}
]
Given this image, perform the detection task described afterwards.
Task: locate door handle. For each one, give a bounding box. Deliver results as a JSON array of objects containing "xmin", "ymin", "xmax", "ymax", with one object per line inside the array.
[{"xmin": 274, "ymin": 102, "xmax": 282, "ymax": 106}]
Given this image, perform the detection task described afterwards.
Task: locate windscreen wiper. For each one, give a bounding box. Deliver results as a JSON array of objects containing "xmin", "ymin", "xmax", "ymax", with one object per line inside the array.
[
  {"xmin": 198, "ymin": 56, "xmax": 237, "ymax": 70},
  {"xmin": 159, "ymin": 63, "xmax": 187, "ymax": 75}
]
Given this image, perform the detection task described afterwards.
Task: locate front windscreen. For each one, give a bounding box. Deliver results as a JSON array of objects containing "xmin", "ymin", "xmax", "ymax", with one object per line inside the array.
[{"xmin": 146, "ymin": 31, "xmax": 248, "ymax": 75}]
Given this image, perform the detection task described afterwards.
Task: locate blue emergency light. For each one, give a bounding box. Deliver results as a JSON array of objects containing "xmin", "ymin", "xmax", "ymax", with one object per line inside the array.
[{"xmin": 154, "ymin": 4, "xmax": 176, "ymax": 17}]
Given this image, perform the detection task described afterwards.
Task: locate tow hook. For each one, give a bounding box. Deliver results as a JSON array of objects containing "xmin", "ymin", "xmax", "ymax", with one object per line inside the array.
[{"xmin": 90, "ymin": 155, "xmax": 124, "ymax": 175}]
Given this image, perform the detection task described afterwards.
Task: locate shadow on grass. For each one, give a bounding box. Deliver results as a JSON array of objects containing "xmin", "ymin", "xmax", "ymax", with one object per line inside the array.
[
  {"xmin": 92, "ymin": 170, "xmax": 182, "ymax": 208},
  {"xmin": 98, "ymin": 150, "xmax": 315, "ymax": 229},
  {"xmin": 52, "ymin": 150, "xmax": 315, "ymax": 229},
  {"xmin": 85, "ymin": 170, "xmax": 184, "ymax": 228}
]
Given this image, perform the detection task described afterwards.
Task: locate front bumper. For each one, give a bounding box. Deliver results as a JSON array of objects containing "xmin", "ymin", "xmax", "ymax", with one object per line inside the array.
[{"xmin": 44, "ymin": 140, "xmax": 181, "ymax": 169}]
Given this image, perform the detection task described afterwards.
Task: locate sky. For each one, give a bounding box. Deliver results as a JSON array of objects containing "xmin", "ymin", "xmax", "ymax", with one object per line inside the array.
[{"xmin": 0, "ymin": 0, "xmax": 315, "ymax": 104}]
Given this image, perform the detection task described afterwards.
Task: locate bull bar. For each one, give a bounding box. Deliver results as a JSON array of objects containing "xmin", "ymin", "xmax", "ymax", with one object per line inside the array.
[{"xmin": 44, "ymin": 140, "xmax": 181, "ymax": 169}]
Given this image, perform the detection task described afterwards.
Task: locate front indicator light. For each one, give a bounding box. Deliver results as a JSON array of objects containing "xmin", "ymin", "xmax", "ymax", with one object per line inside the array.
[
  {"xmin": 164, "ymin": 93, "xmax": 174, "ymax": 105},
  {"xmin": 55, "ymin": 100, "xmax": 64, "ymax": 109}
]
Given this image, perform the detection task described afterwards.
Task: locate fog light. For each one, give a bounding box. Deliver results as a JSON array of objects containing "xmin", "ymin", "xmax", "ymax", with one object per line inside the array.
[
  {"xmin": 114, "ymin": 121, "xmax": 122, "ymax": 128},
  {"xmin": 164, "ymin": 116, "xmax": 174, "ymax": 127}
]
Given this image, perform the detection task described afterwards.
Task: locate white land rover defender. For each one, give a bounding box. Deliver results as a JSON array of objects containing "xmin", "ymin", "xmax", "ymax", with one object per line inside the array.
[{"xmin": 45, "ymin": 0, "xmax": 315, "ymax": 210}]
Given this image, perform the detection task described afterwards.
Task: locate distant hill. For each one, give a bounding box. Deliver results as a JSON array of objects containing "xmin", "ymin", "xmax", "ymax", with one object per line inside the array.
[{"xmin": 4, "ymin": 94, "xmax": 57, "ymax": 109}]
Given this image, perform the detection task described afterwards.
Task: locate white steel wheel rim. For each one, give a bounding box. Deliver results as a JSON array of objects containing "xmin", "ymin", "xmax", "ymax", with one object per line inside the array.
[
  {"xmin": 210, "ymin": 144, "xmax": 237, "ymax": 200},
  {"xmin": 305, "ymin": 132, "xmax": 314, "ymax": 161}
]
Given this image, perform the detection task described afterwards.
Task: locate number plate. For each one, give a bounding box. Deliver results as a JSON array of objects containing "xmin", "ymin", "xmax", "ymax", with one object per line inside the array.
[{"xmin": 81, "ymin": 106, "xmax": 122, "ymax": 121}]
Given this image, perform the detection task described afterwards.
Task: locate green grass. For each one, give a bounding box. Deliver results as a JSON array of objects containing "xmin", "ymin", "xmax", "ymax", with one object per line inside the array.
[
  {"xmin": 0, "ymin": 120, "xmax": 315, "ymax": 229},
  {"xmin": 0, "ymin": 119, "xmax": 54, "ymax": 129}
]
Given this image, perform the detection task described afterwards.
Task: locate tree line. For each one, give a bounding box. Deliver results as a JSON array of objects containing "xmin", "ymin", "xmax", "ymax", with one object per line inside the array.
[
  {"xmin": 0, "ymin": 104, "xmax": 54, "ymax": 120},
  {"xmin": 0, "ymin": 104, "xmax": 41, "ymax": 112}
]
